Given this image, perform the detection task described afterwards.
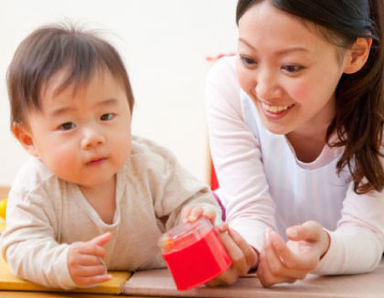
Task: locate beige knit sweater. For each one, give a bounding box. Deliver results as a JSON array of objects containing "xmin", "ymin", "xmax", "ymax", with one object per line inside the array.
[{"xmin": 0, "ymin": 136, "xmax": 221, "ymax": 289}]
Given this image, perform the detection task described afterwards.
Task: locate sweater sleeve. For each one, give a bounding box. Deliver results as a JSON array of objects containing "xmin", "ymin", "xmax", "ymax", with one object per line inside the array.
[
  {"xmin": 0, "ymin": 182, "xmax": 76, "ymax": 289},
  {"xmin": 206, "ymin": 56, "xmax": 277, "ymax": 252},
  {"xmin": 141, "ymin": 139, "xmax": 223, "ymax": 229},
  {"xmin": 314, "ymin": 182, "xmax": 384, "ymax": 275}
]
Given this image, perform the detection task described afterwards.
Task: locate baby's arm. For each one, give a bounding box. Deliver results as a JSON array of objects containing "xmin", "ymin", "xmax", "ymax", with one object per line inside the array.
[
  {"xmin": 0, "ymin": 189, "xmax": 75, "ymax": 288},
  {"xmin": 0, "ymin": 187, "xmax": 111, "ymax": 289}
]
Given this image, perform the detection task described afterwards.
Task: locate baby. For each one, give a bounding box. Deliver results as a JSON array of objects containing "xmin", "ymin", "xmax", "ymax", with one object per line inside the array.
[{"xmin": 0, "ymin": 24, "xmax": 221, "ymax": 289}]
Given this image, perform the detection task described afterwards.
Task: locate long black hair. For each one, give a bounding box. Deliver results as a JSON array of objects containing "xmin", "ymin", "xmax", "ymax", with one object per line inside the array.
[{"xmin": 236, "ymin": 0, "xmax": 384, "ymax": 194}]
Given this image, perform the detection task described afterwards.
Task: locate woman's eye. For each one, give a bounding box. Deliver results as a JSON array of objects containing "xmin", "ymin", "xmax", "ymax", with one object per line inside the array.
[
  {"xmin": 282, "ymin": 65, "xmax": 304, "ymax": 74},
  {"xmin": 240, "ymin": 55, "xmax": 257, "ymax": 66},
  {"xmin": 58, "ymin": 122, "xmax": 76, "ymax": 131},
  {"xmin": 100, "ymin": 113, "xmax": 115, "ymax": 121}
]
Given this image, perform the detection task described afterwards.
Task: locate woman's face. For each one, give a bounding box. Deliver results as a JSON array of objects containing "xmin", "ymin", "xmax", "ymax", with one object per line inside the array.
[{"xmin": 236, "ymin": 1, "xmax": 350, "ymax": 137}]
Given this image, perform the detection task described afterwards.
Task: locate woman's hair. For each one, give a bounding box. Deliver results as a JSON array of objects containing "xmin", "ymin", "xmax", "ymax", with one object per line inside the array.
[
  {"xmin": 7, "ymin": 23, "xmax": 135, "ymax": 125},
  {"xmin": 236, "ymin": 0, "xmax": 384, "ymax": 194}
]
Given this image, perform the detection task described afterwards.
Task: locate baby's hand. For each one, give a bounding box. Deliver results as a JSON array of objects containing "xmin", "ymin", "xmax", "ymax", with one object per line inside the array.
[
  {"xmin": 181, "ymin": 206, "xmax": 217, "ymax": 224},
  {"xmin": 257, "ymin": 221, "xmax": 330, "ymax": 287},
  {"xmin": 68, "ymin": 232, "xmax": 113, "ymax": 287}
]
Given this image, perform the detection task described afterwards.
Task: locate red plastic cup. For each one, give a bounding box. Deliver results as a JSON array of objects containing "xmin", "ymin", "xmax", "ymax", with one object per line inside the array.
[{"xmin": 158, "ymin": 217, "xmax": 232, "ymax": 291}]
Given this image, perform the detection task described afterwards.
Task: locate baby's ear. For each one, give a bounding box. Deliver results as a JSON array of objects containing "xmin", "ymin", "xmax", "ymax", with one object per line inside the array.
[
  {"xmin": 343, "ymin": 37, "xmax": 372, "ymax": 74},
  {"xmin": 12, "ymin": 123, "xmax": 39, "ymax": 157}
]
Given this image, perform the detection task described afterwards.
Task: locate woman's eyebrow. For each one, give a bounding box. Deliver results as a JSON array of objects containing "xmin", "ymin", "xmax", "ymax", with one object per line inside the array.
[{"xmin": 238, "ymin": 37, "xmax": 309, "ymax": 55}]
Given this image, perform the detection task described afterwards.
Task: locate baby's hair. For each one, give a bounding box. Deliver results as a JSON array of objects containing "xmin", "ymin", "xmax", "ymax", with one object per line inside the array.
[
  {"xmin": 7, "ymin": 22, "xmax": 134, "ymax": 126},
  {"xmin": 236, "ymin": 0, "xmax": 384, "ymax": 194}
]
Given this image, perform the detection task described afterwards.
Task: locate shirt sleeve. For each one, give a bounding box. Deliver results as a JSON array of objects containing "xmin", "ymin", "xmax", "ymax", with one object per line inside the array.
[
  {"xmin": 314, "ymin": 182, "xmax": 384, "ymax": 274},
  {"xmin": 206, "ymin": 56, "xmax": 277, "ymax": 252},
  {"xmin": 0, "ymin": 185, "xmax": 76, "ymax": 289},
  {"xmin": 144, "ymin": 140, "xmax": 223, "ymax": 229}
]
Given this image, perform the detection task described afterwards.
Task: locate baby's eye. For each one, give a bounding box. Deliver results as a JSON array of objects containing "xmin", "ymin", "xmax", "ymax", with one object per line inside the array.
[
  {"xmin": 58, "ymin": 122, "xmax": 76, "ymax": 131},
  {"xmin": 281, "ymin": 64, "xmax": 304, "ymax": 74},
  {"xmin": 239, "ymin": 55, "xmax": 257, "ymax": 67},
  {"xmin": 100, "ymin": 113, "xmax": 115, "ymax": 121}
]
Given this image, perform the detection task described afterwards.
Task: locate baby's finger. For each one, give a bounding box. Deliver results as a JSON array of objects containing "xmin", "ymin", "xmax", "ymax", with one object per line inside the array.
[
  {"xmin": 202, "ymin": 209, "xmax": 217, "ymax": 224},
  {"xmin": 89, "ymin": 232, "xmax": 113, "ymax": 247},
  {"xmin": 76, "ymin": 254, "xmax": 104, "ymax": 266},
  {"xmin": 181, "ymin": 207, "xmax": 192, "ymax": 222},
  {"xmin": 187, "ymin": 206, "xmax": 204, "ymax": 222},
  {"xmin": 79, "ymin": 243, "xmax": 107, "ymax": 258},
  {"xmin": 72, "ymin": 264, "xmax": 107, "ymax": 278},
  {"xmin": 75, "ymin": 273, "xmax": 112, "ymax": 287}
]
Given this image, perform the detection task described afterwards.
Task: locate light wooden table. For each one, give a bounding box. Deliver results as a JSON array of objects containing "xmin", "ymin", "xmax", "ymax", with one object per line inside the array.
[{"xmin": 122, "ymin": 260, "xmax": 384, "ymax": 298}]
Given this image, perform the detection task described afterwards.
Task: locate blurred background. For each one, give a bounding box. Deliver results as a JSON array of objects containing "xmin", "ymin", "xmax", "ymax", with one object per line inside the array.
[{"xmin": 0, "ymin": 0, "xmax": 237, "ymax": 186}]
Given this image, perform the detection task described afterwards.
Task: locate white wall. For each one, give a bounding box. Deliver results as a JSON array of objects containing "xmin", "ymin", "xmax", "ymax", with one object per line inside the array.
[{"xmin": 0, "ymin": 0, "xmax": 238, "ymax": 186}]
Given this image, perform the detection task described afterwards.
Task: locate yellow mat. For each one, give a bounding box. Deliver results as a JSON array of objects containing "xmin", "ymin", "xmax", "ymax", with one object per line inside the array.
[{"xmin": 0, "ymin": 255, "xmax": 130, "ymax": 294}]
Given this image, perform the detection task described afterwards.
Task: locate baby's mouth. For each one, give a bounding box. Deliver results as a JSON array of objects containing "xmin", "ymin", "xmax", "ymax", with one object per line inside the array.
[{"xmin": 86, "ymin": 157, "xmax": 107, "ymax": 166}]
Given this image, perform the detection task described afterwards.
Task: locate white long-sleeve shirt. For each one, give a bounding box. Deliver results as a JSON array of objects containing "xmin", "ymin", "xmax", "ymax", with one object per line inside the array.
[
  {"xmin": 206, "ymin": 56, "xmax": 384, "ymax": 275},
  {"xmin": 0, "ymin": 136, "xmax": 221, "ymax": 289}
]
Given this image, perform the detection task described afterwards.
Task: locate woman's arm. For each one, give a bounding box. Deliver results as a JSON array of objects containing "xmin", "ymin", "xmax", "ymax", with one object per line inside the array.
[
  {"xmin": 314, "ymin": 183, "xmax": 384, "ymax": 275},
  {"xmin": 206, "ymin": 56, "xmax": 277, "ymax": 252}
]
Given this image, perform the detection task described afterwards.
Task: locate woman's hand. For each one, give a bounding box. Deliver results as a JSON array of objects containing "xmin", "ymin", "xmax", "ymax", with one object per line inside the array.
[
  {"xmin": 257, "ymin": 221, "xmax": 330, "ymax": 287},
  {"xmin": 68, "ymin": 232, "xmax": 113, "ymax": 286},
  {"xmin": 205, "ymin": 224, "xmax": 259, "ymax": 287},
  {"xmin": 182, "ymin": 206, "xmax": 259, "ymax": 287}
]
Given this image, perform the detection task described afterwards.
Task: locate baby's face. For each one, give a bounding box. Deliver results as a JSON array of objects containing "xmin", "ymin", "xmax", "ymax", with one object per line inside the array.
[{"xmin": 23, "ymin": 68, "xmax": 132, "ymax": 189}]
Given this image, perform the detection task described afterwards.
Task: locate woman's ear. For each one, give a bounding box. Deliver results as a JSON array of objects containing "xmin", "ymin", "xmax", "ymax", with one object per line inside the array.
[
  {"xmin": 12, "ymin": 123, "xmax": 39, "ymax": 157},
  {"xmin": 343, "ymin": 37, "xmax": 372, "ymax": 74}
]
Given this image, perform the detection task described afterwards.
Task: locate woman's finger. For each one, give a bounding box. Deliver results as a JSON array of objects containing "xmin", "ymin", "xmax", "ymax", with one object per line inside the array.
[
  {"xmin": 257, "ymin": 249, "xmax": 297, "ymax": 287},
  {"xmin": 205, "ymin": 229, "xmax": 248, "ymax": 287},
  {"xmin": 228, "ymin": 228, "xmax": 258, "ymax": 270},
  {"xmin": 287, "ymin": 221, "xmax": 322, "ymax": 241},
  {"xmin": 219, "ymin": 230, "xmax": 248, "ymax": 276}
]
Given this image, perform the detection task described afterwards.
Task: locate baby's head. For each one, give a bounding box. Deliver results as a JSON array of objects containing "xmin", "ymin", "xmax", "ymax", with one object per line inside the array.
[
  {"xmin": 7, "ymin": 24, "xmax": 134, "ymax": 188},
  {"xmin": 8, "ymin": 23, "xmax": 134, "ymax": 126}
]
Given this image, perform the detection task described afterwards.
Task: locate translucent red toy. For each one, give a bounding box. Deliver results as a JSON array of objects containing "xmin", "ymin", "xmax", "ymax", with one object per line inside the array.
[{"xmin": 158, "ymin": 217, "xmax": 232, "ymax": 291}]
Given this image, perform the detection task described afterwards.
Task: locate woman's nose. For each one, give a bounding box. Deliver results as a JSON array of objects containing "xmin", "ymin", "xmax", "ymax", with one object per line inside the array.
[
  {"xmin": 255, "ymin": 70, "xmax": 282, "ymax": 100},
  {"xmin": 81, "ymin": 127, "xmax": 105, "ymax": 150}
]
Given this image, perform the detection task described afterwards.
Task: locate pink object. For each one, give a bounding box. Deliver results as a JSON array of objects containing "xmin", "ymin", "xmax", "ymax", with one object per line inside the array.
[
  {"xmin": 158, "ymin": 218, "xmax": 232, "ymax": 291},
  {"xmin": 205, "ymin": 52, "xmax": 236, "ymax": 62}
]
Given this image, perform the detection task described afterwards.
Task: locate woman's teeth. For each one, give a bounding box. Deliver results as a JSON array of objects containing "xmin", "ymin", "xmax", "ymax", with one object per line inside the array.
[{"xmin": 261, "ymin": 102, "xmax": 292, "ymax": 113}]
